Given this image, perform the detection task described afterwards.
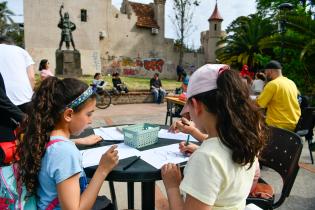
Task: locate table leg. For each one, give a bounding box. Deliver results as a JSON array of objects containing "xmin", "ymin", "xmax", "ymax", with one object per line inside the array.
[
  {"xmin": 165, "ymin": 101, "xmax": 170, "ymax": 125},
  {"xmin": 127, "ymin": 182, "xmax": 134, "ymax": 209},
  {"xmin": 141, "ymin": 182, "xmax": 155, "ymax": 210},
  {"xmin": 170, "ymin": 102, "xmax": 174, "ymax": 126},
  {"xmin": 109, "ymin": 181, "xmax": 118, "ymax": 210}
]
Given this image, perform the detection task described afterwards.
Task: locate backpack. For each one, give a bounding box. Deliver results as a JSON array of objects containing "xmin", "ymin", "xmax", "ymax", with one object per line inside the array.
[
  {"xmin": 0, "ymin": 139, "xmax": 63, "ymax": 210},
  {"xmin": 0, "ymin": 163, "xmax": 37, "ymax": 210}
]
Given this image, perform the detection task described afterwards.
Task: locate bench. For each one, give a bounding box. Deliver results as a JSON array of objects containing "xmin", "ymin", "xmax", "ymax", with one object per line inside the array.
[{"xmin": 109, "ymin": 89, "xmax": 172, "ymax": 105}]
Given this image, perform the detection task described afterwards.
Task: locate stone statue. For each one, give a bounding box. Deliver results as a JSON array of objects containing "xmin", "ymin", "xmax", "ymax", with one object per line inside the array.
[{"xmin": 58, "ymin": 5, "xmax": 76, "ymax": 50}]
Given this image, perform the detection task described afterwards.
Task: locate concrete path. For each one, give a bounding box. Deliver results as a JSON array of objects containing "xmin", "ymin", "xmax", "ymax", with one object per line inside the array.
[{"xmin": 90, "ymin": 103, "xmax": 315, "ymax": 210}]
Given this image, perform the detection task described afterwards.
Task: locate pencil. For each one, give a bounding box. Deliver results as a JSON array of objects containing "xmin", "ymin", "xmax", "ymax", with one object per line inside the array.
[
  {"xmin": 185, "ymin": 134, "xmax": 190, "ymax": 146},
  {"xmin": 123, "ymin": 156, "xmax": 141, "ymax": 170}
]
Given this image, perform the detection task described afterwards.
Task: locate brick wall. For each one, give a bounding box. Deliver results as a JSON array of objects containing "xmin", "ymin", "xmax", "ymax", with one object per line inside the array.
[{"xmin": 111, "ymin": 91, "xmax": 156, "ymax": 104}]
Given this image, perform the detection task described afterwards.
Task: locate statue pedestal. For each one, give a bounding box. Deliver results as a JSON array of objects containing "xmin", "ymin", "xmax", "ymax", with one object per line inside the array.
[{"xmin": 55, "ymin": 50, "xmax": 82, "ymax": 76}]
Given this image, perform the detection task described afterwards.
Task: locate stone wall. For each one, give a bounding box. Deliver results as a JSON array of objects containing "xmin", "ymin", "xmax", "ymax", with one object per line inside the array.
[
  {"xmin": 24, "ymin": 0, "xmax": 205, "ymax": 79},
  {"xmin": 111, "ymin": 92, "xmax": 155, "ymax": 104}
]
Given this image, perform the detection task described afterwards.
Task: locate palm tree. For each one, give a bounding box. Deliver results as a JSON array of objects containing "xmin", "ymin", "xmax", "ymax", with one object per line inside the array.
[
  {"xmin": 285, "ymin": 15, "xmax": 315, "ymax": 59},
  {"xmin": 0, "ymin": 1, "xmax": 15, "ymax": 35},
  {"xmin": 259, "ymin": 13, "xmax": 315, "ymax": 65},
  {"xmin": 216, "ymin": 14, "xmax": 276, "ymax": 71},
  {"xmin": 258, "ymin": 12, "xmax": 315, "ymax": 92},
  {"xmin": 256, "ymin": 0, "xmax": 315, "ymax": 15}
]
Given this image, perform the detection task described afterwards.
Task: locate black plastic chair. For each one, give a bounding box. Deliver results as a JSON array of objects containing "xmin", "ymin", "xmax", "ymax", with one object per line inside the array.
[
  {"xmin": 246, "ymin": 126, "xmax": 303, "ymax": 209},
  {"xmin": 294, "ymin": 107, "xmax": 315, "ymax": 164}
]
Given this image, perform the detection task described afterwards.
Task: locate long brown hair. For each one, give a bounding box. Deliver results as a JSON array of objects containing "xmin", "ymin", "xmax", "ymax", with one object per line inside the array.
[
  {"xmin": 190, "ymin": 70, "xmax": 267, "ymax": 168},
  {"xmin": 17, "ymin": 77, "xmax": 94, "ymax": 195}
]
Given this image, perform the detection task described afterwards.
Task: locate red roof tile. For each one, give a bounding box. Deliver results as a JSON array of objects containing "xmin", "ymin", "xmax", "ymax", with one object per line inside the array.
[
  {"xmin": 208, "ymin": 3, "xmax": 223, "ymax": 21},
  {"xmin": 129, "ymin": 2, "xmax": 160, "ymax": 29}
]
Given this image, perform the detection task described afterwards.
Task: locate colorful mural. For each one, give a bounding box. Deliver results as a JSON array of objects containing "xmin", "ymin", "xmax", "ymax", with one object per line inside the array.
[{"xmin": 103, "ymin": 56, "xmax": 170, "ymax": 77}]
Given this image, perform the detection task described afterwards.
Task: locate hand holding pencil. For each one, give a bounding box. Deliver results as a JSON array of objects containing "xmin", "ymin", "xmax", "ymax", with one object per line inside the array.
[
  {"xmin": 169, "ymin": 117, "xmax": 194, "ymax": 134},
  {"xmin": 179, "ymin": 141, "xmax": 199, "ymax": 156}
]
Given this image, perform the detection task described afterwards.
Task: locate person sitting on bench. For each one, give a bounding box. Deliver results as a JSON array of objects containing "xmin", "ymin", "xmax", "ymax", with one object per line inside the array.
[
  {"xmin": 92, "ymin": 73, "xmax": 105, "ymax": 94},
  {"xmin": 112, "ymin": 72, "xmax": 128, "ymax": 94}
]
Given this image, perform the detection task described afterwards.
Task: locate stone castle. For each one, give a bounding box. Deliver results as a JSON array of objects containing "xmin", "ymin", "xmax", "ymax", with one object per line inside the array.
[{"xmin": 24, "ymin": 0, "xmax": 224, "ymax": 78}]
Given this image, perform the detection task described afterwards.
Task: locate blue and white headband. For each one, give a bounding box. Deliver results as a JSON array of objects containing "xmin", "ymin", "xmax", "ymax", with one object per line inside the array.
[{"xmin": 66, "ymin": 86, "xmax": 94, "ymax": 109}]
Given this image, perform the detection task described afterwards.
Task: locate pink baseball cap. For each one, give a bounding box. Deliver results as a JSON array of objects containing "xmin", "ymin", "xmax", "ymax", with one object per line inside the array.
[{"xmin": 180, "ymin": 64, "xmax": 229, "ymax": 116}]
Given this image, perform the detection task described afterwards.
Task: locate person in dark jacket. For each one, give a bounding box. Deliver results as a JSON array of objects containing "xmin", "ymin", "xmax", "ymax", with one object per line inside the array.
[
  {"xmin": 150, "ymin": 73, "xmax": 166, "ymax": 103},
  {"xmin": 0, "ymin": 73, "xmax": 24, "ymax": 141},
  {"xmin": 112, "ymin": 72, "xmax": 128, "ymax": 93}
]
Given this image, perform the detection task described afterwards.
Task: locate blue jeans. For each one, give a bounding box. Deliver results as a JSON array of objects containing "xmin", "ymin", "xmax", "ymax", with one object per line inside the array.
[{"xmin": 151, "ymin": 88, "xmax": 166, "ymax": 103}]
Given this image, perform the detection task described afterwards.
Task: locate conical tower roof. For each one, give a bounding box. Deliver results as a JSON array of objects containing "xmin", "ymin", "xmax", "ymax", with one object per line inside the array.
[{"xmin": 208, "ymin": 2, "xmax": 223, "ymax": 21}]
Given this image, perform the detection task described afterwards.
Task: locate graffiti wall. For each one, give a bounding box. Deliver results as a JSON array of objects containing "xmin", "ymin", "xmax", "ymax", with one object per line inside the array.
[{"xmin": 102, "ymin": 56, "xmax": 177, "ymax": 78}]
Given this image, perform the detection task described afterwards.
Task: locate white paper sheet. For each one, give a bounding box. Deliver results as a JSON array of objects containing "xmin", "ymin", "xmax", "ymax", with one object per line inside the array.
[
  {"xmin": 93, "ymin": 127, "xmax": 124, "ymax": 141},
  {"xmin": 158, "ymin": 129, "xmax": 198, "ymax": 142},
  {"xmin": 140, "ymin": 144, "xmax": 189, "ymax": 169},
  {"xmin": 80, "ymin": 143, "xmax": 140, "ymax": 168}
]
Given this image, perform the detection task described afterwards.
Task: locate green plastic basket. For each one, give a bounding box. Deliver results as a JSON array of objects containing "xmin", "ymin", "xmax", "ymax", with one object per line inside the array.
[{"xmin": 122, "ymin": 123, "xmax": 160, "ymax": 148}]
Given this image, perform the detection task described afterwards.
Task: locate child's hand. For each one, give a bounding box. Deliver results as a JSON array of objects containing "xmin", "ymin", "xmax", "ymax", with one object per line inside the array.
[
  {"xmin": 161, "ymin": 163, "xmax": 182, "ymax": 190},
  {"xmin": 169, "ymin": 121, "xmax": 180, "ymax": 133},
  {"xmin": 169, "ymin": 118, "xmax": 195, "ymax": 135},
  {"xmin": 179, "ymin": 141, "xmax": 199, "ymax": 155},
  {"xmin": 74, "ymin": 135, "xmax": 102, "ymax": 145},
  {"xmin": 99, "ymin": 145, "xmax": 119, "ymax": 173}
]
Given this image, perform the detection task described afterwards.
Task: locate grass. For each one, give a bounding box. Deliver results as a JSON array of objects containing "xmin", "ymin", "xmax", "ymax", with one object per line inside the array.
[{"xmin": 36, "ymin": 74, "xmax": 182, "ymax": 91}]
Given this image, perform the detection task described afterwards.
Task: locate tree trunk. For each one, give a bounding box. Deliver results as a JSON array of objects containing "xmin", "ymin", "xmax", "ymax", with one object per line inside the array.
[{"xmin": 179, "ymin": 0, "xmax": 185, "ymax": 66}]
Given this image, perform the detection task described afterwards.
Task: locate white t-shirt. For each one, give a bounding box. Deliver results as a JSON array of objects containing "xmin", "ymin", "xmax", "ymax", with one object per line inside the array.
[
  {"xmin": 0, "ymin": 44, "xmax": 34, "ymax": 105},
  {"xmin": 180, "ymin": 137, "xmax": 257, "ymax": 210},
  {"xmin": 251, "ymin": 79, "xmax": 265, "ymax": 94}
]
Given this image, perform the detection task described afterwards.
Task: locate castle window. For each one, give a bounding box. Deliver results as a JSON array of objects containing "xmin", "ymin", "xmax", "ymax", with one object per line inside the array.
[
  {"xmin": 214, "ymin": 24, "xmax": 217, "ymax": 31},
  {"xmin": 81, "ymin": 9, "xmax": 87, "ymax": 22}
]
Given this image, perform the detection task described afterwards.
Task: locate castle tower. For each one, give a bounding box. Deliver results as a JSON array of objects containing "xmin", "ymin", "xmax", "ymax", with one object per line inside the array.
[
  {"xmin": 153, "ymin": 0, "xmax": 166, "ymax": 38},
  {"xmin": 207, "ymin": 1, "xmax": 223, "ymax": 63}
]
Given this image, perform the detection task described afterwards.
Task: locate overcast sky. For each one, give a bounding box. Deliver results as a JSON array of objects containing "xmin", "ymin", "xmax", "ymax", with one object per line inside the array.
[{"xmin": 3, "ymin": 0, "xmax": 257, "ymax": 48}]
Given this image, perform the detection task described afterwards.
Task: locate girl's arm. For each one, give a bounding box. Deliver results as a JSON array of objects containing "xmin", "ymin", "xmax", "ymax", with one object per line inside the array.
[
  {"xmin": 169, "ymin": 118, "xmax": 208, "ymax": 142},
  {"xmin": 162, "ymin": 163, "xmax": 184, "ymax": 210},
  {"xmin": 56, "ymin": 167, "xmax": 109, "ymax": 210},
  {"xmin": 73, "ymin": 135, "xmax": 102, "ymax": 145},
  {"xmin": 57, "ymin": 145, "xmax": 118, "ymax": 210},
  {"xmin": 184, "ymin": 195, "xmax": 212, "ymax": 210},
  {"xmin": 162, "ymin": 163, "xmax": 212, "ymax": 210},
  {"xmin": 165, "ymin": 187, "xmax": 184, "ymax": 210}
]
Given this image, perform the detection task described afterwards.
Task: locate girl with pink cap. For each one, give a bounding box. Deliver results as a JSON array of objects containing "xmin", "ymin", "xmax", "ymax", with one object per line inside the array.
[{"xmin": 162, "ymin": 64, "xmax": 267, "ymax": 210}]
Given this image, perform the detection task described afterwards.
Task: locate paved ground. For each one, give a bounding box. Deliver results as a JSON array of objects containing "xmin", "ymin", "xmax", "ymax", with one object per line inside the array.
[{"xmin": 90, "ymin": 103, "xmax": 315, "ymax": 210}]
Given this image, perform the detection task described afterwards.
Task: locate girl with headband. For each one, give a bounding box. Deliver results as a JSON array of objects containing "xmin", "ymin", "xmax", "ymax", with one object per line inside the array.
[{"xmin": 17, "ymin": 77, "xmax": 118, "ymax": 209}]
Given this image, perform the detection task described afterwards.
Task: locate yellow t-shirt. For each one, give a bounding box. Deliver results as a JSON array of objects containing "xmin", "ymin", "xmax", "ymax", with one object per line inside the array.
[
  {"xmin": 180, "ymin": 137, "xmax": 257, "ymax": 210},
  {"xmin": 257, "ymin": 76, "xmax": 301, "ymax": 131}
]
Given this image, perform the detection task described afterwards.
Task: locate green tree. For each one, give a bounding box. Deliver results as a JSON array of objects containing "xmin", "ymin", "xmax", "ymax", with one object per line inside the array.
[
  {"xmin": 256, "ymin": 0, "xmax": 314, "ymax": 15},
  {"xmin": 216, "ymin": 14, "xmax": 276, "ymax": 71},
  {"xmin": 170, "ymin": 0, "xmax": 200, "ymax": 66},
  {"xmin": 259, "ymin": 11, "xmax": 315, "ymax": 92},
  {"xmin": 0, "ymin": 1, "xmax": 14, "ymax": 35},
  {"xmin": 0, "ymin": 1, "xmax": 24, "ymax": 47},
  {"xmin": 286, "ymin": 14, "xmax": 315, "ymax": 59}
]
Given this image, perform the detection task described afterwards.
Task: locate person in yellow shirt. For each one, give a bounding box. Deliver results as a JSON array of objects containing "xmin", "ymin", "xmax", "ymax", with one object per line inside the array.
[{"xmin": 257, "ymin": 60, "xmax": 301, "ymax": 131}]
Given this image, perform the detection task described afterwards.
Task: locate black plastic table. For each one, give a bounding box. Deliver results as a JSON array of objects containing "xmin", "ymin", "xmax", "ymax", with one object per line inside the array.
[{"xmin": 77, "ymin": 125, "xmax": 185, "ymax": 210}]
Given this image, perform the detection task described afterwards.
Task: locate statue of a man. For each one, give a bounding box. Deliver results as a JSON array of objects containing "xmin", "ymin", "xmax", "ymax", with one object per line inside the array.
[{"xmin": 58, "ymin": 5, "xmax": 76, "ymax": 50}]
